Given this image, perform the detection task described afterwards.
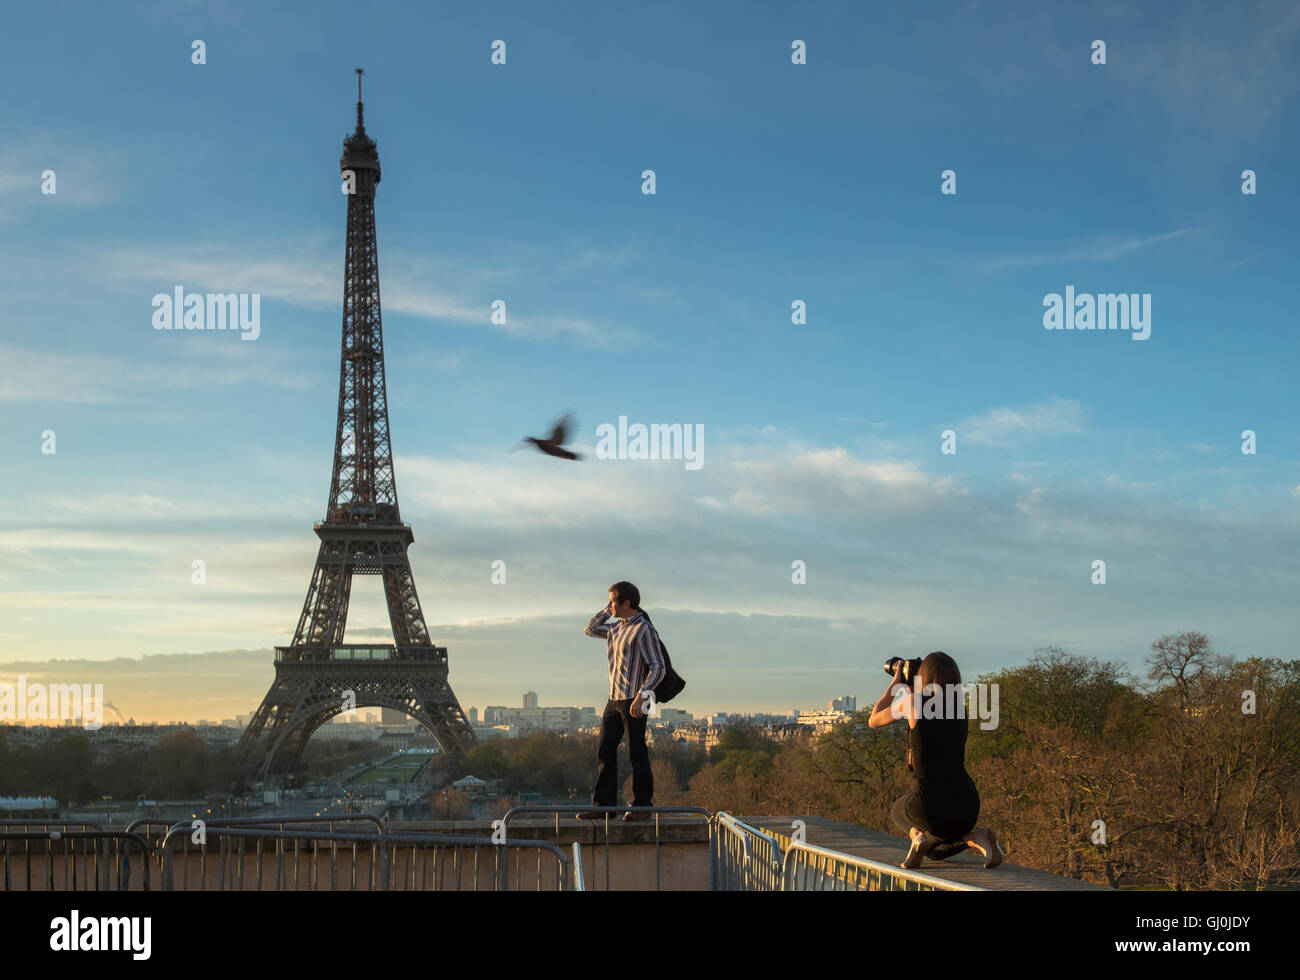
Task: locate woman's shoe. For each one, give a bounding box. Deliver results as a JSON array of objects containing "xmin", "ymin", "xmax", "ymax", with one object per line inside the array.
[
  {"xmin": 968, "ymin": 826, "xmax": 1004, "ymax": 868},
  {"xmin": 901, "ymin": 828, "xmax": 930, "ymax": 869}
]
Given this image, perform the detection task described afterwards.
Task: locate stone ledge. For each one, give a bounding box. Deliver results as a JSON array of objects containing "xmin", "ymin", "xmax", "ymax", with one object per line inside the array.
[{"xmin": 392, "ymin": 818, "xmax": 710, "ymax": 845}]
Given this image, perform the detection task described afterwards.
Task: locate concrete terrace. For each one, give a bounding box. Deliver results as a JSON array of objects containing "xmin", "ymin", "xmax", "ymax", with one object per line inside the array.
[
  {"xmin": 409, "ymin": 813, "xmax": 1111, "ymax": 891},
  {"xmin": 739, "ymin": 815, "xmax": 1110, "ymax": 891},
  {"xmin": 1, "ymin": 813, "xmax": 1115, "ymax": 891}
]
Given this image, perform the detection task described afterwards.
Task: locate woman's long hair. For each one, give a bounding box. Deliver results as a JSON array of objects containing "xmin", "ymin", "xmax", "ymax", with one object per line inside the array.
[{"xmin": 918, "ymin": 651, "xmax": 961, "ymax": 693}]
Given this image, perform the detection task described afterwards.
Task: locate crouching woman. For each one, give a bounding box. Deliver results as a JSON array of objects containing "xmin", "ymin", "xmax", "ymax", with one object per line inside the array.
[{"xmin": 868, "ymin": 651, "xmax": 1004, "ymax": 870}]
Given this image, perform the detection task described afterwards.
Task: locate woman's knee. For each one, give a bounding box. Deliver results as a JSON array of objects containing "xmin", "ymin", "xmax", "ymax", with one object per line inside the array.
[{"xmin": 890, "ymin": 794, "xmax": 916, "ymax": 833}]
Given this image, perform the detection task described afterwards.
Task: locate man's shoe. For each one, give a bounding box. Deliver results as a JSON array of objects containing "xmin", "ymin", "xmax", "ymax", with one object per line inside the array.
[
  {"xmin": 575, "ymin": 810, "xmax": 610, "ymax": 821},
  {"xmin": 622, "ymin": 808, "xmax": 652, "ymax": 822}
]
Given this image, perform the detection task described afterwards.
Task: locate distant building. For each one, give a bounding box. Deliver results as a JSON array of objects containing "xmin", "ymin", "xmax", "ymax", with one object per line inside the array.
[
  {"xmin": 830, "ymin": 695, "xmax": 857, "ymax": 713},
  {"xmin": 672, "ymin": 723, "xmax": 722, "ymax": 751},
  {"xmin": 523, "ymin": 691, "xmax": 538, "ymax": 710},
  {"xmin": 472, "ymin": 724, "xmax": 516, "ymax": 741},
  {"xmin": 655, "ymin": 708, "xmax": 693, "ymax": 725},
  {"xmin": 314, "ymin": 719, "xmax": 382, "ymax": 741},
  {"xmin": 760, "ymin": 723, "xmax": 807, "ymax": 742},
  {"xmin": 796, "ymin": 707, "xmax": 854, "ymax": 735},
  {"xmin": 483, "ymin": 701, "xmax": 596, "ymax": 733},
  {"xmin": 378, "ymin": 729, "xmax": 440, "ymax": 752},
  {"xmin": 452, "ymin": 774, "xmax": 487, "ymax": 795},
  {"xmin": 0, "ymin": 796, "xmax": 58, "ymax": 812}
]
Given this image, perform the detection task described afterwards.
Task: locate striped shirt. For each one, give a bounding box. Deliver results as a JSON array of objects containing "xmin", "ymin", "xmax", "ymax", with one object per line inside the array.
[{"xmin": 585, "ymin": 608, "xmax": 666, "ymax": 701}]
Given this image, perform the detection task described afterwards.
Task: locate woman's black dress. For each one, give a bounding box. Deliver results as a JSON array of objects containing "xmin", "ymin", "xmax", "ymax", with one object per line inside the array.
[{"xmin": 889, "ymin": 693, "xmax": 980, "ymax": 860}]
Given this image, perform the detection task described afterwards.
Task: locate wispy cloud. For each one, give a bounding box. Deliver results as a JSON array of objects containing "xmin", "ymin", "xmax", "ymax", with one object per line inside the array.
[
  {"xmin": 0, "ymin": 342, "xmax": 314, "ymax": 404},
  {"xmin": 958, "ymin": 396, "xmax": 1086, "ymax": 447},
  {"xmin": 1115, "ymin": 0, "xmax": 1300, "ymax": 139},
  {"xmin": 974, "ymin": 229, "xmax": 1197, "ymax": 274},
  {"xmin": 97, "ymin": 244, "xmax": 644, "ymax": 350},
  {"xmin": 0, "ymin": 132, "xmax": 128, "ymax": 220},
  {"xmin": 722, "ymin": 446, "xmax": 960, "ymax": 517}
]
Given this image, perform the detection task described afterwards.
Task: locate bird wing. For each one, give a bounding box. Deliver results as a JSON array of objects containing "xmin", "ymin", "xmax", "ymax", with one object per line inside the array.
[{"xmin": 548, "ymin": 413, "xmax": 575, "ymax": 445}]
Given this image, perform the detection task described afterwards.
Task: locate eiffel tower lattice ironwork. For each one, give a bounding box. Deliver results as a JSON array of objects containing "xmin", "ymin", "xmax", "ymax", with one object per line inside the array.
[{"xmin": 237, "ymin": 71, "xmax": 476, "ymax": 782}]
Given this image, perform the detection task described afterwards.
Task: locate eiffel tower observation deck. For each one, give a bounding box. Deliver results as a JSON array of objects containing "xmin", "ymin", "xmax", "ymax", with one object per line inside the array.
[{"xmin": 236, "ymin": 72, "xmax": 476, "ymax": 783}]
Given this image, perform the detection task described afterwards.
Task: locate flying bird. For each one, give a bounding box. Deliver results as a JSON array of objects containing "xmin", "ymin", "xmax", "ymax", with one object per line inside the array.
[{"xmin": 518, "ymin": 413, "xmax": 583, "ymax": 460}]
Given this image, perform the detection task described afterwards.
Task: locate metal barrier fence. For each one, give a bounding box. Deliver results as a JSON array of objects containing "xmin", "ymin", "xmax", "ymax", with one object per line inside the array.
[
  {"xmin": 157, "ymin": 824, "xmax": 572, "ymax": 891},
  {"xmin": 571, "ymin": 842, "xmax": 585, "ymax": 892},
  {"xmin": 123, "ymin": 815, "xmax": 394, "ymax": 888},
  {"xmin": 0, "ymin": 830, "xmax": 155, "ymax": 891},
  {"xmin": 781, "ymin": 840, "xmax": 987, "ymax": 891},
  {"xmin": 5, "ymin": 811, "xmax": 989, "ymax": 892},
  {"xmin": 500, "ymin": 804, "xmax": 712, "ymax": 891},
  {"xmin": 125, "ymin": 814, "xmax": 385, "ymax": 847},
  {"xmin": 710, "ymin": 812, "xmax": 784, "ymax": 891},
  {"xmin": 121, "ymin": 820, "xmax": 183, "ymax": 848},
  {"xmin": 0, "ymin": 820, "xmax": 107, "ymax": 833}
]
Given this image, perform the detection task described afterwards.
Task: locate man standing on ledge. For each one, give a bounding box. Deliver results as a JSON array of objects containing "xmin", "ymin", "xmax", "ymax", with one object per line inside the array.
[{"xmin": 578, "ymin": 581, "xmax": 665, "ymax": 821}]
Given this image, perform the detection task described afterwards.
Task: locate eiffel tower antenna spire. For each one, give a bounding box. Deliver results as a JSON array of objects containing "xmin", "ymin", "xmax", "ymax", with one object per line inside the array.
[
  {"xmin": 237, "ymin": 75, "xmax": 476, "ymax": 784},
  {"xmin": 355, "ymin": 67, "xmax": 365, "ymax": 131}
]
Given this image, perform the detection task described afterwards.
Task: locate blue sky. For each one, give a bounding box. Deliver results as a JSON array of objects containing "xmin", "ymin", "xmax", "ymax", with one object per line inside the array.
[{"xmin": 2, "ymin": 0, "xmax": 1298, "ymax": 724}]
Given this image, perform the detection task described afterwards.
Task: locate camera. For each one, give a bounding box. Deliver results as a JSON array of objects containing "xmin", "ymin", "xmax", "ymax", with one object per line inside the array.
[{"xmin": 884, "ymin": 656, "xmax": 923, "ymax": 686}]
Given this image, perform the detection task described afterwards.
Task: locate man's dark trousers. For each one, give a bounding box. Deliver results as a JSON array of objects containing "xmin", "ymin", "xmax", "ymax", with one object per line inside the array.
[{"xmin": 593, "ymin": 698, "xmax": 653, "ymax": 806}]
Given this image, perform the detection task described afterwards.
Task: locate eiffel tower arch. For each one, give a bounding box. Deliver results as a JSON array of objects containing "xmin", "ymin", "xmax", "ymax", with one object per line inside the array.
[{"xmin": 237, "ymin": 72, "xmax": 476, "ymax": 784}]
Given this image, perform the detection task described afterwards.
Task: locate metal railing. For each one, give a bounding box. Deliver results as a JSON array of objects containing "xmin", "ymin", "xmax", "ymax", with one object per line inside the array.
[
  {"xmin": 500, "ymin": 804, "xmax": 711, "ymax": 891},
  {"xmin": 0, "ymin": 819, "xmax": 106, "ymax": 833},
  {"xmin": 5, "ymin": 810, "xmax": 993, "ymax": 893},
  {"xmin": 124, "ymin": 814, "xmax": 392, "ymax": 887},
  {"xmin": 156, "ymin": 824, "xmax": 571, "ymax": 891},
  {"xmin": 710, "ymin": 812, "xmax": 784, "ymax": 891},
  {"xmin": 125, "ymin": 813, "xmax": 385, "ymax": 844},
  {"xmin": 0, "ymin": 830, "xmax": 155, "ymax": 891},
  {"xmin": 781, "ymin": 840, "xmax": 987, "ymax": 891},
  {"xmin": 275, "ymin": 644, "xmax": 447, "ymax": 664},
  {"xmin": 709, "ymin": 813, "xmax": 755, "ymax": 890},
  {"xmin": 121, "ymin": 819, "xmax": 187, "ymax": 848},
  {"xmin": 571, "ymin": 842, "xmax": 585, "ymax": 892}
]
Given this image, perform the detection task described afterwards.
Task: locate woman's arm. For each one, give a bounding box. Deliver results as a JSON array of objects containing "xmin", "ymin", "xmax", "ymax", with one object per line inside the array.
[{"xmin": 867, "ymin": 663, "xmax": 911, "ymax": 729}]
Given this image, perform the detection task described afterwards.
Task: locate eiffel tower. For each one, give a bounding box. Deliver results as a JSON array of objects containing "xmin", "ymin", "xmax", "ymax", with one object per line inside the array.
[{"xmin": 237, "ymin": 71, "xmax": 476, "ymax": 783}]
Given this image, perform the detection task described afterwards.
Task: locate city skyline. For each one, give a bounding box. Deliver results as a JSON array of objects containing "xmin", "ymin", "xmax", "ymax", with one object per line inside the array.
[{"xmin": 0, "ymin": 663, "xmax": 858, "ymax": 727}]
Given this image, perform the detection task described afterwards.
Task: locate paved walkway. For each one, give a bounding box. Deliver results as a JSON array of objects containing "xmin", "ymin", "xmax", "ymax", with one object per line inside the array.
[{"xmin": 740, "ymin": 815, "xmax": 1111, "ymax": 891}]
